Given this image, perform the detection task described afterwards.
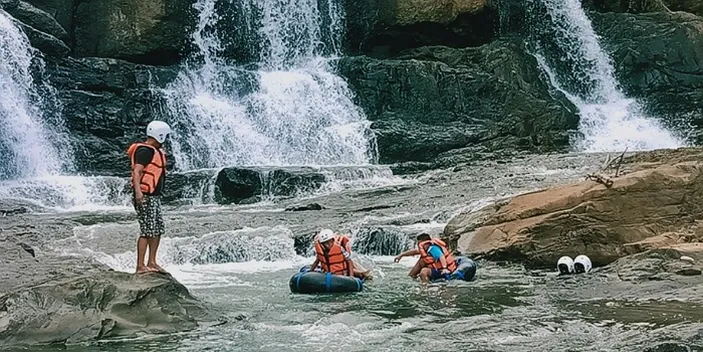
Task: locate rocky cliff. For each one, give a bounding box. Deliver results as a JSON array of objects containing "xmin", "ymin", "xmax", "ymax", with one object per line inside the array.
[{"xmin": 1, "ymin": 0, "xmax": 702, "ymax": 174}]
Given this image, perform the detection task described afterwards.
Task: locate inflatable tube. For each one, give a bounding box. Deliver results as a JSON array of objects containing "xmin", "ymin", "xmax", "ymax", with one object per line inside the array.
[
  {"xmin": 573, "ymin": 255, "xmax": 592, "ymax": 274},
  {"xmin": 557, "ymin": 256, "xmax": 574, "ymax": 275},
  {"xmin": 449, "ymin": 256, "xmax": 478, "ymax": 282},
  {"xmin": 289, "ymin": 267, "xmax": 363, "ymax": 294}
]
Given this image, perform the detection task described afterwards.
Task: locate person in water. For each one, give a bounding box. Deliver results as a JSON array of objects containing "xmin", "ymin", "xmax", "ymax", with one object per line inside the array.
[
  {"xmin": 311, "ymin": 229, "xmax": 373, "ymax": 280},
  {"xmin": 127, "ymin": 120, "xmax": 172, "ymax": 274},
  {"xmin": 394, "ymin": 233, "xmax": 457, "ymax": 283},
  {"xmin": 309, "ymin": 229, "xmax": 355, "ymax": 277}
]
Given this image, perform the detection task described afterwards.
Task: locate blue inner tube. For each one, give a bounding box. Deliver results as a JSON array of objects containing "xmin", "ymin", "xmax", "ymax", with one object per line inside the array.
[
  {"xmin": 289, "ymin": 266, "xmax": 363, "ymax": 294},
  {"xmin": 442, "ymin": 256, "xmax": 478, "ymax": 282}
]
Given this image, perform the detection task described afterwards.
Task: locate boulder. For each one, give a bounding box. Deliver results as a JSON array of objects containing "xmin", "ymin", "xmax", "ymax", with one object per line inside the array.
[
  {"xmin": 5, "ymin": 1, "xmax": 67, "ymax": 42},
  {"xmin": 590, "ymin": 12, "xmax": 703, "ymax": 143},
  {"xmin": 73, "ymin": 0, "xmax": 195, "ymax": 65},
  {"xmin": 0, "ymin": 272, "xmax": 213, "ymax": 346},
  {"xmin": 24, "ymin": 0, "xmax": 73, "ymax": 33},
  {"xmin": 0, "ymin": 235, "xmax": 219, "ymax": 347},
  {"xmin": 444, "ymin": 148, "xmax": 703, "ymax": 268},
  {"xmin": 344, "ymin": 0, "xmax": 498, "ymax": 57},
  {"xmin": 214, "ymin": 167, "xmax": 326, "ymax": 204},
  {"xmin": 0, "ymin": 0, "xmax": 18, "ymax": 10},
  {"xmin": 613, "ymin": 244, "xmax": 703, "ymax": 281},
  {"xmin": 337, "ymin": 40, "xmax": 578, "ymax": 164}
]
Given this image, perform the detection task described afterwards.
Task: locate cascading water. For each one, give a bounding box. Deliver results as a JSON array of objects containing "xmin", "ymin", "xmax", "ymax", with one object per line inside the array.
[
  {"xmin": 0, "ymin": 11, "xmax": 67, "ymax": 180},
  {"xmin": 0, "ymin": 12, "xmax": 128, "ymax": 210},
  {"xmin": 163, "ymin": 0, "xmax": 376, "ymax": 170},
  {"xmin": 527, "ymin": 0, "xmax": 686, "ymax": 152}
]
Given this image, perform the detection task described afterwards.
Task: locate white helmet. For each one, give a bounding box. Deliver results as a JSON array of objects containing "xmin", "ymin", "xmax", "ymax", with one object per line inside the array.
[
  {"xmin": 317, "ymin": 229, "xmax": 335, "ymax": 243},
  {"xmin": 146, "ymin": 120, "xmax": 172, "ymax": 144},
  {"xmin": 574, "ymin": 255, "xmax": 592, "ymax": 274},
  {"xmin": 557, "ymin": 256, "xmax": 574, "ymax": 275}
]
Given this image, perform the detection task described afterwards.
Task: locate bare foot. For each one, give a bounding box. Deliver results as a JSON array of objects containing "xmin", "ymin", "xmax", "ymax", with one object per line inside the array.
[
  {"xmin": 136, "ymin": 266, "xmax": 152, "ymax": 274},
  {"xmin": 362, "ymin": 270, "xmax": 373, "ymax": 280},
  {"xmin": 147, "ymin": 263, "xmax": 167, "ymax": 273}
]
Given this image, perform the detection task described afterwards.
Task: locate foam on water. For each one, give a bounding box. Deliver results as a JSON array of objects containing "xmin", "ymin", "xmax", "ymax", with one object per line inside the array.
[
  {"xmin": 528, "ymin": 0, "xmax": 686, "ymax": 152},
  {"xmin": 163, "ymin": 0, "xmax": 376, "ymax": 170}
]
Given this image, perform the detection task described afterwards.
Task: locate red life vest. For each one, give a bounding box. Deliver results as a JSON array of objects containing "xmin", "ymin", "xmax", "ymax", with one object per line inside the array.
[
  {"xmin": 417, "ymin": 238, "xmax": 457, "ymax": 272},
  {"xmin": 335, "ymin": 234, "xmax": 351, "ymax": 253},
  {"xmin": 127, "ymin": 142, "xmax": 166, "ymax": 194},
  {"xmin": 314, "ymin": 241, "xmax": 349, "ymax": 275}
]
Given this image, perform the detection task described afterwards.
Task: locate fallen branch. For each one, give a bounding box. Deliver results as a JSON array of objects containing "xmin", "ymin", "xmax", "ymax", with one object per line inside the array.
[{"xmin": 585, "ymin": 173, "xmax": 614, "ymax": 188}]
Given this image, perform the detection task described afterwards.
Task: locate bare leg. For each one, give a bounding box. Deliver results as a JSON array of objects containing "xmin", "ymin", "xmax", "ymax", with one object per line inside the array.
[
  {"xmin": 146, "ymin": 236, "xmax": 166, "ymax": 273},
  {"xmin": 136, "ymin": 237, "xmax": 150, "ymax": 274},
  {"xmin": 419, "ymin": 267, "xmax": 432, "ymax": 283},
  {"xmin": 408, "ymin": 259, "xmax": 424, "ymax": 279}
]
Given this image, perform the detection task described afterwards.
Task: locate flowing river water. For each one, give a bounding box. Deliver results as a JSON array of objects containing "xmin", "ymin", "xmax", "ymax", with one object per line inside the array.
[{"xmin": 7, "ymin": 152, "xmax": 703, "ymax": 352}]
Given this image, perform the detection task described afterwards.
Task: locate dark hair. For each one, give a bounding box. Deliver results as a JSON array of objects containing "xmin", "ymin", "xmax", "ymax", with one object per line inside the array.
[{"xmin": 416, "ymin": 233, "xmax": 431, "ymax": 241}]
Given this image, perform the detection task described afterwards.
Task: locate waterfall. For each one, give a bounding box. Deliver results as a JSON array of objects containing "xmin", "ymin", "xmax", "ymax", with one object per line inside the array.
[
  {"xmin": 162, "ymin": 0, "xmax": 376, "ymax": 171},
  {"xmin": 527, "ymin": 0, "xmax": 686, "ymax": 152},
  {"xmin": 0, "ymin": 11, "xmax": 130, "ymax": 211},
  {"xmin": 0, "ymin": 11, "xmax": 69, "ymax": 179}
]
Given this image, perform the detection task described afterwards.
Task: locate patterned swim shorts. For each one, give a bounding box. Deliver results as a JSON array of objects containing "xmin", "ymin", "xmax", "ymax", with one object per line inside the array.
[{"xmin": 133, "ymin": 195, "xmax": 165, "ymax": 238}]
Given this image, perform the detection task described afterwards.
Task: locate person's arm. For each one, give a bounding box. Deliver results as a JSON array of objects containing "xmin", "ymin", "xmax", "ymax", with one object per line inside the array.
[
  {"xmin": 309, "ymin": 259, "xmax": 319, "ymax": 272},
  {"xmin": 394, "ymin": 248, "xmax": 419, "ymax": 263},
  {"xmin": 132, "ymin": 164, "xmax": 145, "ymax": 204},
  {"xmin": 428, "ymin": 245, "xmax": 451, "ymax": 274},
  {"xmin": 342, "ymin": 248, "xmax": 354, "ymax": 276},
  {"xmin": 131, "ymin": 147, "xmax": 153, "ymax": 204}
]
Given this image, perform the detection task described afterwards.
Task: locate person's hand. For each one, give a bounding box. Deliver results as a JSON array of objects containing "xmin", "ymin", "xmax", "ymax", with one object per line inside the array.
[
  {"xmin": 441, "ymin": 269, "xmax": 451, "ymax": 275},
  {"xmin": 135, "ymin": 191, "xmax": 144, "ymax": 206},
  {"xmin": 394, "ymin": 255, "xmax": 402, "ymax": 263}
]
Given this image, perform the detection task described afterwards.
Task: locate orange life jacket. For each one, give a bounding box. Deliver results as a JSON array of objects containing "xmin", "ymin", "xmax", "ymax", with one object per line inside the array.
[
  {"xmin": 418, "ymin": 238, "xmax": 457, "ymax": 272},
  {"xmin": 315, "ymin": 241, "xmax": 349, "ymax": 275},
  {"xmin": 127, "ymin": 142, "xmax": 166, "ymax": 195},
  {"xmin": 335, "ymin": 234, "xmax": 351, "ymax": 253}
]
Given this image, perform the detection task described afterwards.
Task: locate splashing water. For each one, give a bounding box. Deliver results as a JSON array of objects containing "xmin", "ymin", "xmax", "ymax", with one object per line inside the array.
[
  {"xmin": 163, "ymin": 0, "xmax": 376, "ymax": 171},
  {"xmin": 0, "ymin": 11, "xmax": 72, "ymax": 179},
  {"xmin": 528, "ymin": 0, "xmax": 686, "ymax": 152}
]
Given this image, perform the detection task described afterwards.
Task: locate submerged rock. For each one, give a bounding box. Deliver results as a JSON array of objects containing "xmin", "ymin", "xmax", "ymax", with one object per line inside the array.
[
  {"xmin": 214, "ymin": 167, "xmax": 326, "ymax": 204},
  {"xmin": 285, "ymin": 203, "xmax": 325, "ymax": 212},
  {"xmin": 445, "ymin": 147, "xmax": 703, "ymax": 268},
  {"xmin": 613, "ymin": 244, "xmax": 703, "ymax": 281}
]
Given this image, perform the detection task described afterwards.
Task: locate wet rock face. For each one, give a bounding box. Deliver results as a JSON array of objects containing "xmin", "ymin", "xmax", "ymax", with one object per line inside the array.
[
  {"xmin": 73, "ymin": 0, "xmax": 195, "ymax": 65},
  {"xmin": 45, "ymin": 57, "xmax": 179, "ymax": 175},
  {"xmin": 591, "ymin": 12, "xmax": 703, "ymax": 144},
  {"xmin": 445, "ymin": 148, "xmax": 703, "ymax": 268},
  {"xmin": 343, "ymin": 0, "xmax": 498, "ymax": 58},
  {"xmin": 214, "ymin": 167, "xmax": 326, "ymax": 204},
  {"xmin": 338, "ymin": 40, "xmax": 578, "ymax": 163}
]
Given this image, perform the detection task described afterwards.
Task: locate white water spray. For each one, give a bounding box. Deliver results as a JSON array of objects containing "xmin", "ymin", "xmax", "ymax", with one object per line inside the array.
[
  {"xmin": 163, "ymin": 0, "xmax": 376, "ymax": 170},
  {"xmin": 0, "ymin": 11, "xmax": 69, "ymax": 179},
  {"xmin": 529, "ymin": 0, "xmax": 685, "ymax": 152}
]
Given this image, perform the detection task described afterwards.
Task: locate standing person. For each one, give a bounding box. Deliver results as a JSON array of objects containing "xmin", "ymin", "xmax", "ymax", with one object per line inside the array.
[
  {"xmin": 394, "ymin": 233, "xmax": 457, "ymax": 283},
  {"xmin": 127, "ymin": 120, "xmax": 172, "ymax": 274}
]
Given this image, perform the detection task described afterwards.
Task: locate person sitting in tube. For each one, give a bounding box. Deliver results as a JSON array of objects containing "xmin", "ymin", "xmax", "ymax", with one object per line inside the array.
[
  {"xmin": 310, "ymin": 229, "xmax": 373, "ymax": 280},
  {"xmin": 309, "ymin": 229, "xmax": 355, "ymax": 277},
  {"xmin": 394, "ymin": 233, "xmax": 457, "ymax": 283}
]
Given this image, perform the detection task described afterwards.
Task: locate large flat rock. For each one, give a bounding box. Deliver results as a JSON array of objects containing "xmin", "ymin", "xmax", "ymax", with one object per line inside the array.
[{"xmin": 444, "ymin": 147, "xmax": 703, "ymax": 268}]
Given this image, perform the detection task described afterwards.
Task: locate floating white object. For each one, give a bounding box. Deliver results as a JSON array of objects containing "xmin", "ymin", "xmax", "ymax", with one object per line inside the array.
[
  {"xmin": 574, "ymin": 254, "xmax": 592, "ymax": 274},
  {"xmin": 680, "ymin": 256, "xmax": 695, "ymax": 263},
  {"xmin": 557, "ymin": 256, "xmax": 574, "ymax": 275}
]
